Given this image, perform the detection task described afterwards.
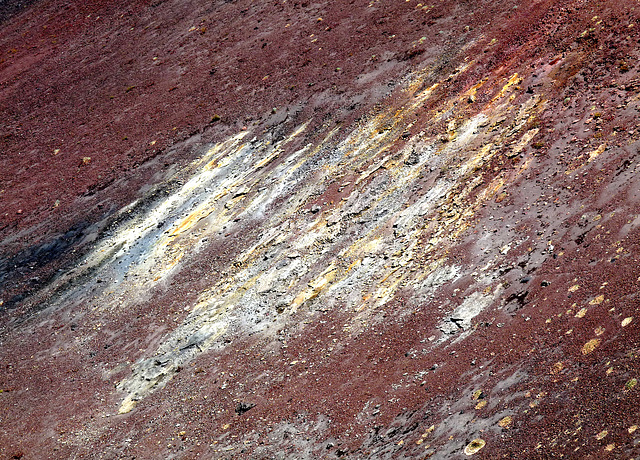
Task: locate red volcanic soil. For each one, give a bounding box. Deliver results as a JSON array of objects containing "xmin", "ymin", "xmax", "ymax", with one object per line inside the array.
[
  {"xmin": 1, "ymin": 0, "xmax": 640, "ymax": 459},
  {"xmin": 0, "ymin": 0, "xmax": 472, "ymax": 307}
]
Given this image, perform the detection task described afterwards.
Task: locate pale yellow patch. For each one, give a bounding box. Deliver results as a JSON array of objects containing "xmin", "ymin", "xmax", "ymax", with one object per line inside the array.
[
  {"xmin": 498, "ymin": 416, "xmax": 513, "ymax": 428},
  {"xmin": 118, "ymin": 396, "xmax": 137, "ymax": 414},
  {"xmin": 490, "ymin": 73, "xmax": 521, "ymax": 102},
  {"xmin": 290, "ymin": 265, "xmax": 338, "ymax": 311},
  {"xmin": 551, "ymin": 362, "xmax": 564, "ymax": 374},
  {"xmin": 582, "ymin": 339, "xmax": 601, "ymax": 355},
  {"xmin": 464, "ymin": 439, "xmax": 486, "ymax": 455},
  {"xmin": 575, "ymin": 308, "xmax": 588, "ymax": 318},
  {"xmin": 587, "ymin": 144, "xmax": 606, "ymax": 163},
  {"xmin": 509, "ymin": 128, "xmax": 539, "ymax": 157}
]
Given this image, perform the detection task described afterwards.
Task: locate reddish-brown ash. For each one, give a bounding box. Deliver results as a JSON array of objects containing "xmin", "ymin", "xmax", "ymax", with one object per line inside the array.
[{"xmin": 1, "ymin": 0, "xmax": 640, "ymax": 459}]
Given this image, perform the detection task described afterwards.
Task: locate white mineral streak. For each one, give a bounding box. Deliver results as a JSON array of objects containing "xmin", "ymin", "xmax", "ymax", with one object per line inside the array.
[{"xmin": 33, "ymin": 67, "xmax": 545, "ymax": 413}]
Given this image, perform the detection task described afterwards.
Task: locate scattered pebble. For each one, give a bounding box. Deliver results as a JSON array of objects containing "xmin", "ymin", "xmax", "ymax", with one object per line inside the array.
[
  {"xmin": 581, "ymin": 339, "xmax": 600, "ymax": 355},
  {"xmin": 464, "ymin": 439, "xmax": 486, "ymax": 455},
  {"xmin": 475, "ymin": 400, "xmax": 487, "ymax": 410},
  {"xmin": 589, "ymin": 295, "xmax": 605, "ymax": 305},
  {"xmin": 551, "ymin": 362, "xmax": 564, "ymax": 374},
  {"xmin": 498, "ymin": 416, "xmax": 513, "ymax": 428}
]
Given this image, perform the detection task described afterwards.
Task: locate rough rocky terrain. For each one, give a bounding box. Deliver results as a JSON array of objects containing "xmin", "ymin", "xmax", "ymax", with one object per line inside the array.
[{"xmin": 1, "ymin": 0, "xmax": 640, "ymax": 458}]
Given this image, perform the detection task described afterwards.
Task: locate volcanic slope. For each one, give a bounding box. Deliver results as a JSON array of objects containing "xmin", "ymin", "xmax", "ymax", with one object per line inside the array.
[{"xmin": 1, "ymin": 0, "xmax": 640, "ymax": 458}]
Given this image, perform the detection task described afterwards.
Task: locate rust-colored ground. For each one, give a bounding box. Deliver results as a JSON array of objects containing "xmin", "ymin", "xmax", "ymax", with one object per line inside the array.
[{"xmin": 1, "ymin": 0, "xmax": 640, "ymax": 458}]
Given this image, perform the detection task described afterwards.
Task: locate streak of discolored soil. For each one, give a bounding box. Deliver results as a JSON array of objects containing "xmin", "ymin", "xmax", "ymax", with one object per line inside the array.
[
  {"xmin": 0, "ymin": 0, "xmax": 496, "ymax": 311},
  {"xmin": 1, "ymin": 0, "xmax": 640, "ymax": 459}
]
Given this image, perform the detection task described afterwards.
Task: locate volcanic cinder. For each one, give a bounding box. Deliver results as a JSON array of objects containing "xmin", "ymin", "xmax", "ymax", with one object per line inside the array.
[{"xmin": 1, "ymin": 0, "xmax": 640, "ymax": 458}]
